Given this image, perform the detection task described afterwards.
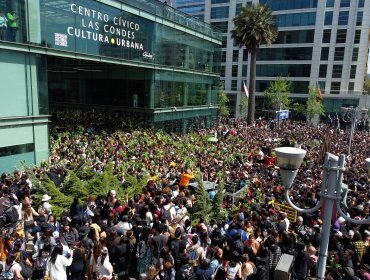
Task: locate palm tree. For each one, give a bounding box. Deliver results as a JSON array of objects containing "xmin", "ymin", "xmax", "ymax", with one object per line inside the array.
[{"xmin": 231, "ymin": 4, "xmax": 278, "ymax": 125}]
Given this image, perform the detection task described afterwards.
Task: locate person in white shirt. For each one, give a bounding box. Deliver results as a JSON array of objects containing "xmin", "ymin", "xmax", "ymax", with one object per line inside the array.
[
  {"xmin": 97, "ymin": 247, "xmax": 113, "ymax": 280},
  {"xmin": 47, "ymin": 243, "xmax": 73, "ymax": 280},
  {"xmin": 0, "ymin": 11, "xmax": 7, "ymax": 40},
  {"xmin": 41, "ymin": 194, "xmax": 52, "ymax": 214},
  {"xmin": 4, "ymin": 253, "xmax": 23, "ymax": 280}
]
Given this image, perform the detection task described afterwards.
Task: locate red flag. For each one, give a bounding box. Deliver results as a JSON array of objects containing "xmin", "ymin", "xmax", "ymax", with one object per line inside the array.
[{"xmin": 242, "ymin": 80, "xmax": 249, "ymax": 98}]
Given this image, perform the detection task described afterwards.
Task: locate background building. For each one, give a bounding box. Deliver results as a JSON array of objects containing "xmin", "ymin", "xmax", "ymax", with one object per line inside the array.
[
  {"xmin": 174, "ymin": 0, "xmax": 370, "ymax": 117},
  {"xmin": 0, "ymin": 0, "xmax": 221, "ymax": 171}
]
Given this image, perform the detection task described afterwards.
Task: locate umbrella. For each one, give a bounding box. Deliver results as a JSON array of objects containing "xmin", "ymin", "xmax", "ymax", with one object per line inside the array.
[{"xmin": 207, "ymin": 137, "xmax": 218, "ymax": 142}]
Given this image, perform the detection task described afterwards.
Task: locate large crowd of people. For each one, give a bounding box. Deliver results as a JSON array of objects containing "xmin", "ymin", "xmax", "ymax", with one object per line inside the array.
[{"xmin": 0, "ymin": 111, "xmax": 369, "ymax": 280}]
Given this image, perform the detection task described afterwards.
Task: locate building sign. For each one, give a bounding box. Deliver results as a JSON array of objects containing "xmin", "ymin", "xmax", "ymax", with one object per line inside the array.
[
  {"xmin": 66, "ymin": 4, "xmax": 143, "ymax": 50},
  {"xmin": 42, "ymin": 0, "xmax": 155, "ymax": 61}
]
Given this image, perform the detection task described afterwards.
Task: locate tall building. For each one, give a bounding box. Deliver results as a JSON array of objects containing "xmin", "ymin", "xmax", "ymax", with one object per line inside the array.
[
  {"xmin": 0, "ymin": 0, "xmax": 221, "ymax": 171},
  {"xmin": 175, "ymin": 0, "xmax": 370, "ymax": 117}
]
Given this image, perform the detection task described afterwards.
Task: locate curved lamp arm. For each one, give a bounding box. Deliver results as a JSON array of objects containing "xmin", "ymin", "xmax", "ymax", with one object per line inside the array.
[
  {"xmin": 284, "ymin": 188, "xmax": 324, "ymax": 214},
  {"xmin": 335, "ymin": 156, "xmax": 370, "ymax": 224},
  {"xmin": 335, "ymin": 200, "xmax": 370, "ymax": 224}
]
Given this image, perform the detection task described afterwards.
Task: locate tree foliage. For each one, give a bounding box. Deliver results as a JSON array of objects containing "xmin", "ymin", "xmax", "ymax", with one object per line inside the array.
[
  {"xmin": 191, "ymin": 176, "xmax": 212, "ymax": 223},
  {"xmin": 218, "ymin": 82, "xmax": 230, "ymax": 117},
  {"xmin": 263, "ymin": 77, "xmax": 291, "ymax": 110},
  {"xmin": 364, "ymin": 76, "xmax": 370, "ymax": 95},
  {"xmin": 231, "ymin": 3, "xmax": 278, "ymax": 124},
  {"xmin": 306, "ymin": 86, "xmax": 325, "ymax": 121},
  {"xmin": 210, "ymin": 180, "xmax": 228, "ymax": 222},
  {"xmin": 239, "ymin": 95, "xmax": 248, "ymax": 116}
]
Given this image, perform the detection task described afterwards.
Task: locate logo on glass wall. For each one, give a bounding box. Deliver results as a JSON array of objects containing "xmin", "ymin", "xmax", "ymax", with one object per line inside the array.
[
  {"xmin": 143, "ymin": 52, "xmax": 154, "ymax": 59},
  {"xmin": 55, "ymin": 33, "xmax": 68, "ymax": 47},
  {"xmin": 64, "ymin": 3, "xmax": 145, "ymax": 51}
]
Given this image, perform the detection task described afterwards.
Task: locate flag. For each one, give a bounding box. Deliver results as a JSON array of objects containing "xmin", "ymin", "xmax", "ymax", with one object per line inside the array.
[
  {"xmin": 316, "ymin": 81, "xmax": 323, "ymax": 102},
  {"xmin": 242, "ymin": 80, "xmax": 249, "ymax": 98}
]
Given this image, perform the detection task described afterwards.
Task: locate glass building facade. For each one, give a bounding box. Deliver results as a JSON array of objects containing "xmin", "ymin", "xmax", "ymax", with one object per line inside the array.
[
  {"xmin": 175, "ymin": 0, "xmax": 370, "ymax": 118},
  {"xmin": 0, "ymin": 0, "xmax": 221, "ymax": 171}
]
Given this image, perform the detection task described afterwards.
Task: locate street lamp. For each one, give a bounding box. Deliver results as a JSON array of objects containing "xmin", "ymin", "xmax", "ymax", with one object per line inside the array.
[
  {"xmin": 276, "ymin": 147, "xmax": 370, "ymax": 280},
  {"xmin": 341, "ymin": 107, "xmax": 357, "ymax": 155}
]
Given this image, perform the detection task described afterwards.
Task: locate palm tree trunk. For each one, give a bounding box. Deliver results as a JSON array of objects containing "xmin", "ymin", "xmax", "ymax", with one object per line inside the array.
[{"xmin": 247, "ymin": 48, "xmax": 257, "ymax": 125}]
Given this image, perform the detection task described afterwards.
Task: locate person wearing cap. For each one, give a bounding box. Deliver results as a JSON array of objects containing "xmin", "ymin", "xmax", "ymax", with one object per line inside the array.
[
  {"xmin": 41, "ymin": 194, "xmax": 52, "ymax": 214},
  {"xmin": 107, "ymin": 190, "xmax": 118, "ymax": 209}
]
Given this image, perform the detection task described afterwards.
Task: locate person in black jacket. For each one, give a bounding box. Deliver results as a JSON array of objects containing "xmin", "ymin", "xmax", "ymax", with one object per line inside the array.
[
  {"xmin": 293, "ymin": 242, "xmax": 309, "ymax": 280},
  {"xmin": 112, "ymin": 235, "xmax": 131, "ymax": 279}
]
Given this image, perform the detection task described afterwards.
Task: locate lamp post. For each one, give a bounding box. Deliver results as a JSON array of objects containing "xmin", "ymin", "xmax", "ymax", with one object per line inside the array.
[
  {"xmin": 341, "ymin": 107, "xmax": 358, "ymax": 155},
  {"xmin": 275, "ymin": 147, "xmax": 370, "ymax": 280}
]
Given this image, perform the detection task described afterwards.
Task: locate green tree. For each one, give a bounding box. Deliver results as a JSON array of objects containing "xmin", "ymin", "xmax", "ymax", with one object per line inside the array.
[
  {"xmin": 291, "ymin": 102, "xmax": 306, "ymax": 120},
  {"xmin": 364, "ymin": 76, "xmax": 370, "ymax": 95},
  {"xmin": 210, "ymin": 180, "xmax": 228, "ymax": 222},
  {"xmin": 218, "ymin": 82, "xmax": 230, "ymax": 117},
  {"xmin": 231, "ymin": 3, "xmax": 278, "ymax": 125},
  {"xmin": 263, "ymin": 77, "xmax": 291, "ymax": 110},
  {"xmin": 239, "ymin": 95, "xmax": 248, "ymax": 116},
  {"xmin": 192, "ymin": 176, "xmax": 212, "ymax": 224},
  {"xmin": 306, "ymin": 86, "xmax": 325, "ymax": 122}
]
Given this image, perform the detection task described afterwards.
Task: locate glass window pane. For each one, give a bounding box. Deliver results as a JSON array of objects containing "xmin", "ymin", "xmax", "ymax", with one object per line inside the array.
[
  {"xmin": 231, "ymin": 80, "xmax": 237, "ymax": 90},
  {"xmin": 211, "ymin": 7, "xmax": 229, "ymax": 19},
  {"xmin": 357, "ymin": 11, "xmax": 363, "ymax": 26},
  {"xmin": 330, "ymin": 82, "xmax": 341, "ymax": 94},
  {"xmin": 326, "ymin": 0, "xmax": 335, "ymax": 7},
  {"xmin": 325, "ymin": 11, "xmax": 333, "ymax": 25},
  {"xmin": 323, "ymin": 29, "xmax": 331, "ymax": 43},
  {"xmin": 354, "ymin": 30, "xmax": 361, "ymax": 44},
  {"xmin": 334, "ymin": 47, "xmax": 345, "ymax": 60},
  {"xmin": 352, "ymin": 47, "xmax": 358, "ymax": 61},
  {"xmin": 232, "ymin": 50, "xmax": 239, "ymax": 62},
  {"xmin": 319, "ymin": 64, "xmax": 327, "ymax": 78},
  {"xmin": 332, "ymin": 65, "xmax": 342, "ymax": 78},
  {"xmin": 338, "ymin": 11, "xmax": 349, "ymax": 25},
  {"xmin": 336, "ymin": 29, "xmax": 347, "ymax": 43},
  {"xmin": 232, "ymin": 65, "xmax": 238, "ymax": 77},
  {"xmin": 340, "ymin": 0, "xmax": 350, "ymax": 7},
  {"xmin": 350, "ymin": 65, "xmax": 356, "ymax": 79},
  {"xmin": 321, "ymin": 47, "xmax": 329, "ymax": 60}
]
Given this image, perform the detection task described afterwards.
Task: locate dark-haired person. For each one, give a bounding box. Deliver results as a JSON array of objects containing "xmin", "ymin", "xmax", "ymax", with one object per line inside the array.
[
  {"xmin": 292, "ymin": 242, "xmax": 309, "ymax": 280},
  {"xmin": 169, "ymin": 227, "xmax": 186, "ymax": 270},
  {"xmin": 4, "ymin": 253, "xmax": 23, "ymax": 280},
  {"xmin": 46, "ymin": 243, "xmax": 73, "ymax": 280},
  {"xmin": 111, "ymin": 235, "xmax": 130, "ymax": 278},
  {"xmin": 69, "ymin": 241, "xmax": 85, "ymax": 280},
  {"xmin": 19, "ymin": 253, "xmax": 33, "ymax": 280}
]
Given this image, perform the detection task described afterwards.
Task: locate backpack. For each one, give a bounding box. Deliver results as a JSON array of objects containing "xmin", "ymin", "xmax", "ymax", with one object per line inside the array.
[
  {"xmin": 161, "ymin": 206, "xmax": 173, "ymax": 223},
  {"xmin": 35, "ymin": 251, "xmax": 50, "ymax": 271},
  {"xmin": 4, "ymin": 207, "xmax": 18, "ymax": 225},
  {"xmin": 136, "ymin": 240, "xmax": 147, "ymax": 259},
  {"xmin": 214, "ymin": 265, "xmax": 226, "ymax": 280},
  {"xmin": 170, "ymin": 240, "xmax": 181, "ymax": 265},
  {"xmin": 178, "ymin": 265, "xmax": 197, "ymax": 280},
  {"xmin": 188, "ymin": 246, "xmax": 199, "ymax": 265},
  {"xmin": 2, "ymin": 263, "xmax": 15, "ymax": 280},
  {"xmin": 265, "ymin": 220, "xmax": 277, "ymax": 233}
]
